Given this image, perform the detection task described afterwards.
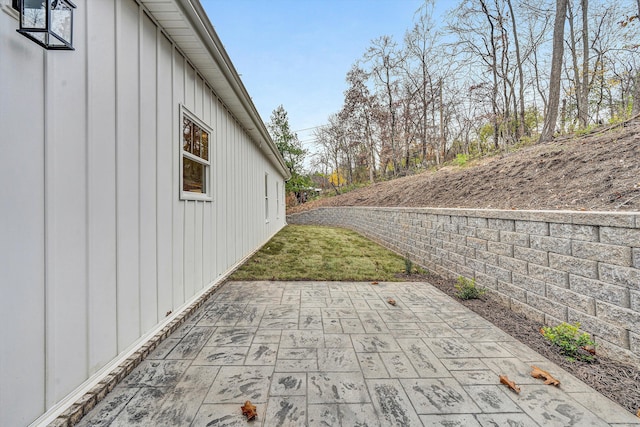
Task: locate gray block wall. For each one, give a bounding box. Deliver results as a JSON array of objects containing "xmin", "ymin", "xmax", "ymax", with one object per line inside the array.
[{"xmin": 287, "ymin": 207, "xmax": 640, "ymax": 366}]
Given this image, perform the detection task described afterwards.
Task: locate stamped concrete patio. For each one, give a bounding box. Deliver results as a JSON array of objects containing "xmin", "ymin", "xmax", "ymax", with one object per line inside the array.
[{"xmin": 78, "ymin": 281, "xmax": 640, "ymax": 426}]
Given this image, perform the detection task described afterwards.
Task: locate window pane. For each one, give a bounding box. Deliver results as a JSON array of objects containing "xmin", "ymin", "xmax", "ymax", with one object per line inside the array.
[
  {"xmin": 183, "ymin": 157, "xmax": 205, "ymax": 193},
  {"xmin": 183, "ymin": 118, "xmax": 192, "ymax": 153},
  {"xmin": 193, "ymin": 126, "xmax": 201, "ymax": 156},
  {"xmin": 201, "ymin": 131, "xmax": 209, "ymax": 161}
]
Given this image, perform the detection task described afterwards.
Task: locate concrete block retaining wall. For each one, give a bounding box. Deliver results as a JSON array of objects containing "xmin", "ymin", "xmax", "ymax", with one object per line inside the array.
[{"xmin": 287, "ymin": 207, "xmax": 640, "ymax": 366}]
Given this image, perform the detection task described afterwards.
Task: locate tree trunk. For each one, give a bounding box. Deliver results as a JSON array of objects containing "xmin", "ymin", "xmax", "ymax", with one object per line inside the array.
[
  {"xmin": 480, "ymin": 0, "xmax": 500, "ymax": 150},
  {"xmin": 430, "ymin": 79, "xmax": 440, "ymax": 165},
  {"xmin": 634, "ymin": 1, "xmax": 640, "ymax": 117},
  {"xmin": 561, "ymin": 98, "xmax": 567, "ymax": 134},
  {"xmin": 540, "ymin": 0, "xmax": 568, "ymax": 143},
  {"xmin": 532, "ymin": 39, "xmax": 548, "ymax": 115},
  {"xmin": 507, "ymin": 0, "xmax": 526, "ymax": 138},
  {"xmin": 633, "ymin": 70, "xmax": 640, "ymax": 118},
  {"xmin": 567, "ymin": 3, "xmax": 583, "ymax": 129},
  {"xmin": 580, "ymin": 0, "xmax": 589, "ymax": 127},
  {"xmin": 499, "ymin": 12, "xmax": 511, "ymax": 144},
  {"xmin": 439, "ymin": 78, "xmax": 445, "ymax": 161}
]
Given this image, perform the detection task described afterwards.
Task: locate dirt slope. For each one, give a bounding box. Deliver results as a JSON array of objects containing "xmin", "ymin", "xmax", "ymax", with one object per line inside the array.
[{"xmin": 290, "ymin": 120, "xmax": 640, "ymax": 214}]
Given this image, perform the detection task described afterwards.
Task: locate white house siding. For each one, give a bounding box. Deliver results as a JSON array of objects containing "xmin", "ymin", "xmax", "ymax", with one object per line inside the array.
[{"xmin": 0, "ymin": 1, "xmax": 288, "ymax": 425}]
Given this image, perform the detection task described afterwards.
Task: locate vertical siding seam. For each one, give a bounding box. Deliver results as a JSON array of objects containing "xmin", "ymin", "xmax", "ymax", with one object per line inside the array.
[
  {"xmin": 137, "ymin": 3, "xmax": 143, "ymax": 341},
  {"xmin": 84, "ymin": 0, "xmax": 91, "ymax": 381},
  {"xmin": 182, "ymin": 54, "xmax": 186, "ymax": 303},
  {"xmin": 170, "ymin": 44, "xmax": 175, "ymax": 310},
  {"xmin": 196, "ymin": 200, "xmax": 200, "ymax": 291},
  {"xmin": 212, "ymin": 98, "xmax": 216, "ymax": 277},
  {"xmin": 202, "ymin": 194, "xmax": 205, "ymax": 285},
  {"xmin": 42, "ymin": 34, "xmax": 50, "ymax": 412},
  {"xmin": 183, "ymin": 201, "xmax": 187, "ymax": 302},
  {"xmin": 155, "ymin": 25, "xmax": 161, "ymax": 323},
  {"xmin": 113, "ymin": 0, "xmax": 120, "ymax": 354}
]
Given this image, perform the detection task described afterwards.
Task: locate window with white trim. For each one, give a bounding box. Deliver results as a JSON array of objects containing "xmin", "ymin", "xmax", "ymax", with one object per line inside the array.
[{"xmin": 180, "ymin": 105, "xmax": 212, "ymax": 200}]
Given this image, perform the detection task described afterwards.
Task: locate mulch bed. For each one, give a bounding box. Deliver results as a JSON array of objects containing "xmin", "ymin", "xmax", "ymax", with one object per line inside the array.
[{"xmin": 397, "ymin": 272, "xmax": 640, "ymax": 416}]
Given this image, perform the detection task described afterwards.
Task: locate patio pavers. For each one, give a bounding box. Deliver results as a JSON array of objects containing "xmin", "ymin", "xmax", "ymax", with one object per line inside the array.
[{"xmin": 78, "ymin": 281, "xmax": 640, "ymax": 426}]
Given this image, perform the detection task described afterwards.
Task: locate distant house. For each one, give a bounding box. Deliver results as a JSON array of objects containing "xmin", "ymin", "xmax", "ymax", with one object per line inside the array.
[{"xmin": 0, "ymin": 1, "xmax": 289, "ymax": 425}]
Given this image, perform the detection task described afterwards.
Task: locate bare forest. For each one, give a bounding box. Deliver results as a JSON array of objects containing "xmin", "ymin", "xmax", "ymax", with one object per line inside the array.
[{"xmin": 308, "ymin": 0, "xmax": 640, "ymax": 192}]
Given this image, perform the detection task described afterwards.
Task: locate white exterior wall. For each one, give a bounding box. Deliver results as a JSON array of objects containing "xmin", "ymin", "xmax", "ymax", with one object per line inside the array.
[{"xmin": 0, "ymin": 1, "xmax": 288, "ymax": 425}]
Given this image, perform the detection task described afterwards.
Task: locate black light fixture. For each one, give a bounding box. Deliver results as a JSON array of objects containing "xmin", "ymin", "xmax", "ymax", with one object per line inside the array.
[{"xmin": 17, "ymin": 0, "xmax": 76, "ymax": 50}]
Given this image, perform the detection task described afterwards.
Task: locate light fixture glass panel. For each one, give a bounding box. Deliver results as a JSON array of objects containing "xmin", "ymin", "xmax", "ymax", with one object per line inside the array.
[
  {"xmin": 22, "ymin": 0, "xmax": 46, "ymax": 30},
  {"xmin": 50, "ymin": 1, "xmax": 73, "ymax": 44}
]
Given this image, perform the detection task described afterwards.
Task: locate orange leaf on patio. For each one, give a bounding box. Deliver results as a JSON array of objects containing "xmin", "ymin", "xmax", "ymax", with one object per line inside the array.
[
  {"xmin": 530, "ymin": 365, "xmax": 560, "ymax": 386},
  {"xmin": 241, "ymin": 400, "xmax": 257, "ymax": 421},
  {"xmin": 499, "ymin": 375, "xmax": 521, "ymax": 394}
]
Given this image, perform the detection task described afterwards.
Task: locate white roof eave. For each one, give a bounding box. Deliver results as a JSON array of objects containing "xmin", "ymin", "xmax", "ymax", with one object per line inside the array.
[{"xmin": 141, "ymin": 0, "xmax": 291, "ymax": 180}]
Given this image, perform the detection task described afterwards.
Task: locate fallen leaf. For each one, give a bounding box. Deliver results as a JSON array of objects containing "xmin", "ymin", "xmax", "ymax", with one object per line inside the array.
[
  {"xmin": 165, "ymin": 310, "xmax": 172, "ymax": 317},
  {"xmin": 636, "ymin": 408, "xmax": 639, "ymax": 418},
  {"xmin": 530, "ymin": 365, "xmax": 560, "ymax": 386},
  {"xmin": 499, "ymin": 375, "xmax": 521, "ymax": 394},
  {"xmin": 582, "ymin": 345, "xmax": 596, "ymax": 355},
  {"xmin": 387, "ymin": 298, "xmax": 396, "ymax": 306},
  {"xmin": 371, "ymin": 281, "xmax": 379, "ymax": 285},
  {"xmin": 241, "ymin": 401, "xmax": 257, "ymax": 421}
]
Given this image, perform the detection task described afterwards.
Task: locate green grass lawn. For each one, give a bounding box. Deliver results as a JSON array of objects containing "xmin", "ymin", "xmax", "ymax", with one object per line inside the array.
[{"xmin": 230, "ymin": 225, "xmax": 409, "ymax": 281}]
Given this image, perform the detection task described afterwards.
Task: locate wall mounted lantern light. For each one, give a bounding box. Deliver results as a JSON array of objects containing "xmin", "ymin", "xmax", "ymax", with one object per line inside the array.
[{"xmin": 17, "ymin": 0, "xmax": 76, "ymax": 50}]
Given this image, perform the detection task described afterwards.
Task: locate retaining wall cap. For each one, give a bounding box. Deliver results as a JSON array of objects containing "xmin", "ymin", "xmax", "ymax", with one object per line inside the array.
[{"xmin": 288, "ymin": 207, "xmax": 638, "ymax": 229}]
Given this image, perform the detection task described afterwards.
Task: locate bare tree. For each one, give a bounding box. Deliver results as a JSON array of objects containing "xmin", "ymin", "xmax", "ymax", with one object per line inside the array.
[
  {"xmin": 364, "ymin": 36, "xmax": 403, "ymax": 175},
  {"xmin": 566, "ymin": 0, "xmax": 589, "ymax": 128},
  {"xmin": 581, "ymin": 0, "xmax": 590, "ymax": 126},
  {"xmin": 402, "ymin": 1, "xmax": 451, "ymax": 166},
  {"xmin": 507, "ymin": 0, "xmax": 527, "ymax": 137},
  {"xmin": 342, "ymin": 65, "xmax": 380, "ymax": 182},
  {"xmin": 540, "ymin": 0, "xmax": 569, "ymax": 142},
  {"xmin": 634, "ymin": 0, "xmax": 640, "ymax": 116},
  {"xmin": 480, "ymin": 0, "xmax": 501, "ymax": 149}
]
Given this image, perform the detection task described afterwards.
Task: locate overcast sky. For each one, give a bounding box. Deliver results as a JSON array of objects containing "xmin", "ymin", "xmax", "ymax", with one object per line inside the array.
[{"xmin": 202, "ymin": 0, "xmax": 449, "ymax": 156}]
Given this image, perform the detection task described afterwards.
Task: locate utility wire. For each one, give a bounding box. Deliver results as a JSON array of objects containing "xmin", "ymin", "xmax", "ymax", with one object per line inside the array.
[{"xmin": 292, "ymin": 125, "xmax": 324, "ymax": 133}]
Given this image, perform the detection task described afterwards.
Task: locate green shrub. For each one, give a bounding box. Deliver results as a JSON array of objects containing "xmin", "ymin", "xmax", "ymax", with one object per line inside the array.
[
  {"xmin": 575, "ymin": 124, "xmax": 596, "ymax": 136},
  {"xmin": 404, "ymin": 255, "xmax": 413, "ymax": 274},
  {"xmin": 454, "ymin": 277, "xmax": 485, "ymax": 300},
  {"xmin": 454, "ymin": 153, "xmax": 469, "ymax": 167},
  {"xmin": 541, "ymin": 322, "xmax": 597, "ymax": 361}
]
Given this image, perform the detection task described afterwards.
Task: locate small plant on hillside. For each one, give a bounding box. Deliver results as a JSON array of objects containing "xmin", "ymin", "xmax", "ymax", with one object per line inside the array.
[
  {"xmin": 541, "ymin": 322, "xmax": 597, "ymax": 362},
  {"xmin": 575, "ymin": 124, "xmax": 596, "ymax": 136},
  {"xmin": 454, "ymin": 277, "xmax": 485, "ymax": 300},
  {"xmin": 404, "ymin": 255, "xmax": 413, "ymax": 274},
  {"xmin": 454, "ymin": 153, "xmax": 469, "ymax": 166}
]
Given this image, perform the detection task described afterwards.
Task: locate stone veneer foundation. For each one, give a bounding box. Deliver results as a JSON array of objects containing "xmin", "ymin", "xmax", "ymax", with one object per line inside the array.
[{"xmin": 288, "ymin": 207, "xmax": 640, "ymax": 366}]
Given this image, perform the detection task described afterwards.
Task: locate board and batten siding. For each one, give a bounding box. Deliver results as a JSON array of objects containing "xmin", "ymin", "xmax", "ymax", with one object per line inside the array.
[{"xmin": 0, "ymin": 1, "xmax": 287, "ymax": 425}]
